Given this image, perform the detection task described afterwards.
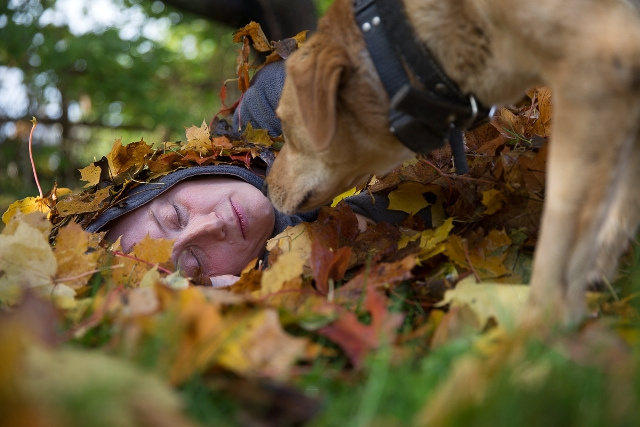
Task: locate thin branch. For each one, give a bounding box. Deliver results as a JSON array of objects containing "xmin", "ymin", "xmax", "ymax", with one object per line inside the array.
[{"xmin": 28, "ymin": 117, "xmax": 43, "ymax": 198}]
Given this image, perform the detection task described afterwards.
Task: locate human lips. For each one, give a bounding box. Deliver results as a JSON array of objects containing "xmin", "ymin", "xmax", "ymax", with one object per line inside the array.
[{"xmin": 230, "ymin": 198, "xmax": 247, "ymax": 240}]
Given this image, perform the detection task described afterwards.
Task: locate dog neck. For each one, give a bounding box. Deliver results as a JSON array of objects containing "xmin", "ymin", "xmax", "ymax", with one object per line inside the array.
[{"xmin": 353, "ymin": 0, "xmax": 493, "ymax": 169}]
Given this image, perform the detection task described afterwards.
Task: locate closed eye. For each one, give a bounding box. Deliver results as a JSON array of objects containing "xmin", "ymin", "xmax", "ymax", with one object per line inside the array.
[{"xmin": 173, "ymin": 203, "xmax": 187, "ymax": 229}]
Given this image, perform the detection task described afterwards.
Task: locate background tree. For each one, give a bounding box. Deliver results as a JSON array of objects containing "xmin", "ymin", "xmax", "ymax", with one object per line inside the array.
[
  {"xmin": 160, "ymin": 0, "xmax": 318, "ymax": 41},
  {"xmin": 0, "ymin": 0, "xmax": 330, "ymax": 214}
]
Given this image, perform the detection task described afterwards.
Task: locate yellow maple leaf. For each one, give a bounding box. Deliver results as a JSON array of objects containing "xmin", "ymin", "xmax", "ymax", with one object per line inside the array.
[
  {"xmin": 54, "ymin": 222, "xmax": 103, "ymax": 290},
  {"xmin": 78, "ymin": 164, "xmax": 102, "ymax": 187},
  {"xmin": 266, "ymin": 223, "xmax": 311, "ymax": 258},
  {"xmin": 2, "ymin": 197, "xmax": 50, "ymax": 225},
  {"xmin": 2, "ymin": 186, "xmax": 71, "ymax": 224},
  {"xmin": 481, "ymin": 189, "xmax": 507, "ymax": 215},
  {"xmin": 398, "ymin": 217, "xmax": 454, "ymax": 263},
  {"xmin": 0, "ymin": 213, "xmax": 73, "ymax": 305},
  {"xmin": 388, "ymin": 181, "xmax": 432, "ymax": 215},
  {"xmin": 110, "ymin": 235, "xmax": 174, "ymax": 286},
  {"xmin": 217, "ymin": 309, "xmax": 307, "ymax": 379},
  {"xmin": 331, "ymin": 187, "xmax": 359, "ymax": 207},
  {"xmin": 258, "ymin": 250, "xmax": 305, "ymax": 297},
  {"xmin": 437, "ymin": 276, "xmax": 529, "ymax": 328}
]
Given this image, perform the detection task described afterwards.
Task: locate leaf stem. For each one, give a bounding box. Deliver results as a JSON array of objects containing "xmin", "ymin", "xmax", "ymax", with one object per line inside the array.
[
  {"xmin": 54, "ymin": 264, "xmax": 125, "ymax": 284},
  {"xmin": 111, "ymin": 250, "xmax": 174, "ymax": 275},
  {"xmin": 29, "ymin": 117, "xmax": 43, "ymax": 198}
]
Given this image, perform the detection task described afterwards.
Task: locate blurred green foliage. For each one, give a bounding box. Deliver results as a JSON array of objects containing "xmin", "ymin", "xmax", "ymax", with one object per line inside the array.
[{"xmin": 0, "ymin": 0, "xmax": 268, "ymax": 212}]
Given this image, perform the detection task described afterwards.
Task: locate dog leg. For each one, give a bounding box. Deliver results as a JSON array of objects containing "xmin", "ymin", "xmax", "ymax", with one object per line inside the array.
[
  {"xmin": 526, "ymin": 90, "xmax": 640, "ymax": 326},
  {"xmin": 586, "ymin": 135, "xmax": 640, "ymax": 291}
]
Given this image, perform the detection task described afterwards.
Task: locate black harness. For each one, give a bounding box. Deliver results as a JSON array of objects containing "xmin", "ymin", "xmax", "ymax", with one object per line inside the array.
[{"xmin": 353, "ymin": 0, "xmax": 494, "ymax": 174}]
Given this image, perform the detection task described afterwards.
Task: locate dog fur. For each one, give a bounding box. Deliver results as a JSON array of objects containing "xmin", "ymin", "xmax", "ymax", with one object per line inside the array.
[{"xmin": 266, "ymin": 0, "xmax": 640, "ymax": 324}]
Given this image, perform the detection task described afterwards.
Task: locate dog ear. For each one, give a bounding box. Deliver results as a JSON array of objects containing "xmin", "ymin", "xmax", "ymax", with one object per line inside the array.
[{"xmin": 287, "ymin": 43, "xmax": 352, "ymax": 151}]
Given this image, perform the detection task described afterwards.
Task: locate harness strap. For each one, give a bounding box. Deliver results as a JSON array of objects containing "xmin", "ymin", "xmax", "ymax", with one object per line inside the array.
[{"xmin": 353, "ymin": 0, "xmax": 492, "ymax": 173}]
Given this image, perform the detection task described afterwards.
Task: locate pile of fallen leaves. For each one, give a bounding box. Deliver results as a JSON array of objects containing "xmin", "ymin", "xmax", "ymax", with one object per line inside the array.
[{"xmin": 2, "ymin": 23, "xmax": 640, "ymax": 427}]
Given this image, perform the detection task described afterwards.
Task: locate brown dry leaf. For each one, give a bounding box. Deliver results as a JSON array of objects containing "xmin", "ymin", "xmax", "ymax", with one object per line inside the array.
[
  {"xmin": 54, "ymin": 222, "xmax": 103, "ymax": 290},
  {"xmin": 338, "ymin": 255, "xmax": 416, "ymax": 298},
  {"xmin": 184, "ymin": 121, "xmax": 212, "ymax": 155},
  {"xmin": 167, "ymin": 287, "xmax": 225, "ymax": 384},
  {"xmin": 444, "ymin": 229, "xmax": 512, "ymax": 279},
  {"xmin": 106, "ymin": 138, "xmax": 154, "ymax": 177},
  {"xmin": 56, "ymin": 187, "xmax": 113, "ymax": 217},
  {"xmin": 349, "ymin": 222, "xmax": 401, "ymax": 266},
  {"xmin": 531, "ymin": 86, "xmax": 553, "ymax": 137},
  {"xmin": 232, "ymin": 21, "xmax": 272, "ymax": 52},
  {"xmin": 217, "ymin": 309, "xmax": 308, "ymax": 379},
  {"xmin": 493, "ymin": 107, "xmax": 526, "ymax": 139},
  {"xmin": 518, "ymin": 144, "xmax": 547, "ymax": 195},
  {"xmin": 211, "ymin": 135, "xmax": 233, "ymax": 150},
  {"xmin": 310, "ymin": 240, "xmax": 352, "ymax": 294}
]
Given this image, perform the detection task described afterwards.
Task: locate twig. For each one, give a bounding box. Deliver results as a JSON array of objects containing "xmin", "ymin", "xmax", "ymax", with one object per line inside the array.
[
  {"xmin": 54, "ymin": 264, "xmax": 124, "ymax": 284},
  {"xmin": 28, "ymin": 117, "xmax": 43, "ymax": 198},
  {"xmin": 111, "ymin": 250, "xmax": 174, "ymax": 275}
]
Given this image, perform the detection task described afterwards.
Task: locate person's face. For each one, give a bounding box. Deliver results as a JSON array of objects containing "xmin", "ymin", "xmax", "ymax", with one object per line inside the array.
[{"xmin": 105, "ymin": 177, "xmax": 275, "ymax": 281}]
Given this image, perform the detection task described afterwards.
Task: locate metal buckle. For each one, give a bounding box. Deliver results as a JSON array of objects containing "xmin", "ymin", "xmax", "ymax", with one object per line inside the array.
[{"xmin": 461, "ymin": 95, "xmax": 479, "ymax": 130}]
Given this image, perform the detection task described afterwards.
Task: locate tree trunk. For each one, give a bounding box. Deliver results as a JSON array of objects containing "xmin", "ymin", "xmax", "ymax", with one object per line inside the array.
[{"xmin": 160, "ymin": 0, "xmax": 318, "ymax": 40}]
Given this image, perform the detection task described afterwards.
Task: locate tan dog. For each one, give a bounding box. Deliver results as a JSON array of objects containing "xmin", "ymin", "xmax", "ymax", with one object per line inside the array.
[{"xmin": 266, "ymin": 0, "xmax": 640, "ymax": 325}]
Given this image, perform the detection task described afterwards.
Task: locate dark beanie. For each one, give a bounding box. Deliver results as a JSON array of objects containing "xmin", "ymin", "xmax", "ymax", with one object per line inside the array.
[{"xmin": 232, "ymin": 60, "xmax": 286, "ymax": 137}]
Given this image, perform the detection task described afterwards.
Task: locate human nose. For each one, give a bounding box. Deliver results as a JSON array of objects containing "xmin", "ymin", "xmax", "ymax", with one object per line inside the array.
[{"xmin": 180, "ymin": 211, "xmax": 226, "ymax": 243}]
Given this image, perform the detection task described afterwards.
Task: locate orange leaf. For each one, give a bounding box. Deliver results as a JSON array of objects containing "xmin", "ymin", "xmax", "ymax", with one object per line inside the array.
[{"xmin": 318, "ymin": 287, "xmax": 404, "ymax": 368}]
